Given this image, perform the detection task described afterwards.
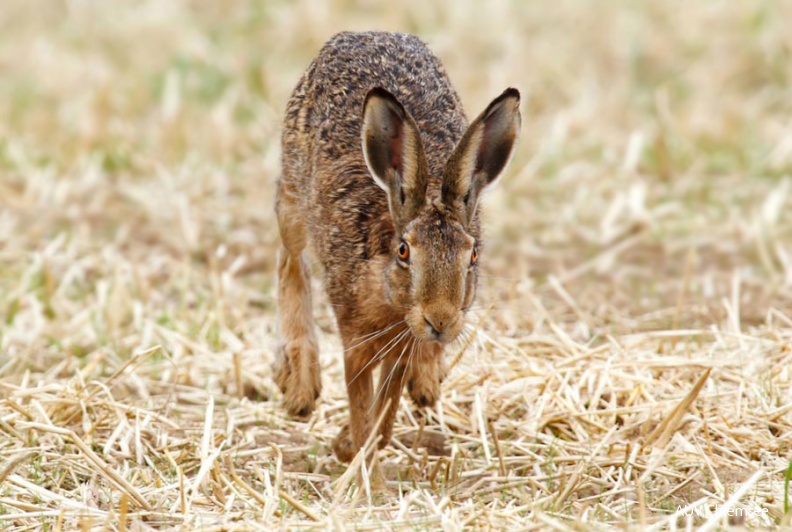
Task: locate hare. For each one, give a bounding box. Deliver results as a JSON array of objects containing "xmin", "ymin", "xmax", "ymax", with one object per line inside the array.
[{"xmin": 274, "ymin": 31, "xmax": 520, "ymax": 462}]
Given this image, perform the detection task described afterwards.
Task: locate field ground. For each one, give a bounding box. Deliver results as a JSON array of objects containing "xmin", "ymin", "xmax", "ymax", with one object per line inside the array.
[{"xmin": 1, "ymin": 0, "xmax": 792, "ymax": 529}]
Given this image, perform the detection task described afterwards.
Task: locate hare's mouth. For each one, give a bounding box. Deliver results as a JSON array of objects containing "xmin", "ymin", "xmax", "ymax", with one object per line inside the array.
[{"xmin": 407, "ymin": 310, "xmax": 463, "ymax": 345}]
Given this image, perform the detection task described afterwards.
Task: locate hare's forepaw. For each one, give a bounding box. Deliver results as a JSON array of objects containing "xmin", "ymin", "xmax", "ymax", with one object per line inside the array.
[
  {"xmin": 408, "ymin": 357, "xmax": 446, "ymax": 408},
  {"xmin": 408, "ymin": 376, "xmax": 440, "ymax": 408},
  {"xmin": 332, "ymin": 424, "xmax": 356, "ymax": 463},
  {"xmin": 272, "ymin": 342, "xmax": 321, "ymax": 418}
]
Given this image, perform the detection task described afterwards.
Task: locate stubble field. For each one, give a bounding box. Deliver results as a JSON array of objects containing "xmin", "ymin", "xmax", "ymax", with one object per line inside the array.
[{"xmin": 1, "ymin": 0, "xmax": 791, "ymax": 529}]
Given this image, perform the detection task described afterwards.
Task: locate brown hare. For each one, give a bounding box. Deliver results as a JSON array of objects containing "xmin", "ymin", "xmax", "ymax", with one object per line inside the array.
[{"xmin": 274, "ymin": 31, "xmax": 520, "ymax": 462}]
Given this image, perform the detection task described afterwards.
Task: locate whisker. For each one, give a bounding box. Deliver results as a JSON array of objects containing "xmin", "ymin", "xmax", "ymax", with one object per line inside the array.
[
  {"xmin": 405, "ymin": 338, "xmax": 421, "ymax": 398},
  {"xmin": 446, "ymin": 325, "xmax": 477, "ymax": 373},
  {"xmin": 343, "ymin": 320, "xmax": 405, "ymax": 354},
  {"xmin": 369, "ymin": 332, "xmax": 413, "ymax": 413},
  {"xmin": 398, "ymin": 336, "xmax": 418, "ymax": 401},
  {"xmin": 347, "ymin": 327, "xmax": 409, "ymax": 387},
  {"xmin": 350, "ymin": 320, "xmax": 404, "ymax": 345},
  {"xmin": 454, "ymin": 327, "xmax": 472, "ymax": 347},
  {"xmin": 375, "ymin": 328, "xmax": 410, "ymax": 363}
]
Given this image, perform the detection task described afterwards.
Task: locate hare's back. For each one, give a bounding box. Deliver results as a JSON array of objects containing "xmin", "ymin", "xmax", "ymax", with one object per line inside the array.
[{"xmin": 286, "ymin": 32, "xmax": 467, "ymax": 179}]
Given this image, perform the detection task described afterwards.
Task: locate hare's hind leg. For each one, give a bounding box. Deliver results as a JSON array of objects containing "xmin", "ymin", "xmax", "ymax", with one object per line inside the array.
[{"xmin": 273, "ymin": 184, "xmax": 321, "ymax": 417}]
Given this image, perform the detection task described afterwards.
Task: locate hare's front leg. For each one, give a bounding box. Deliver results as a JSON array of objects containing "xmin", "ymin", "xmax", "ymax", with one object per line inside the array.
[
  {"xmin": 273, "ymin": 189, "xmax": 321, "ymax": 417},
  {"xmin": 333, "ymin": 335, "xmax": 410, "ymax": 462},
  {"xmin": 332, "ymin": 346, "xmax": 374, "ymax": 462},
  {"xmin": 407, "ymin": 343, "xmax": 446, "ymax": 408},
  {"xmin": 373, "ymin": 353, "xmax": 408, "ymax": 450}
]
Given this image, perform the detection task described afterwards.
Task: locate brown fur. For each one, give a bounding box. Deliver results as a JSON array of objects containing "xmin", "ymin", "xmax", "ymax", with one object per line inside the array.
[{"xmin": 274, "ymin": 31, "xmax": 521, "ymax": 462}]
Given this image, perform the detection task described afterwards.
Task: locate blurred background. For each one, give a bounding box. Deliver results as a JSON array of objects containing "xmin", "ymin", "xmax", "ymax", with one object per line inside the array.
[
  {"xmin": 2, "ymin": 0, "xmax": 791, "ymax": 353},
  {"xmin": 1, "ymin": 0, "xmax": 791, "ymax": 527}
]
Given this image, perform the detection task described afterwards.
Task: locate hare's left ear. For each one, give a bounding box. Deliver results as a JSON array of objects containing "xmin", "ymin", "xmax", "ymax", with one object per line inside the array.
[
  {"xmin": 362, "ymin": 87, "xmax": 430, "ymax": 231},
  {"xmin": 442, "ymin": 88, "xmax": 521, "ymax": 225}
]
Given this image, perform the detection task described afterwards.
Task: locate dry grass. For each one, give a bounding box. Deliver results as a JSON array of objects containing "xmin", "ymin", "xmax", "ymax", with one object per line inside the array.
[{"xmin": 1, "ymin": 0, "xmax": 791, "ymax": 529}]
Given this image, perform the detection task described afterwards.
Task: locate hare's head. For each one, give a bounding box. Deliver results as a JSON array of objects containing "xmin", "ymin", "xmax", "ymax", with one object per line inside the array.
[{"xmin": 362, "ymin": 87, "xmax": 521, "ymax": 344}]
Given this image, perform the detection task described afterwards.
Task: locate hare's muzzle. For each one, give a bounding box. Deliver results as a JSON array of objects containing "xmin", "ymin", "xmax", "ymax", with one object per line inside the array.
[{"xmin": 418, "ymin": 306, "xmax": 463, "ymax": 344}]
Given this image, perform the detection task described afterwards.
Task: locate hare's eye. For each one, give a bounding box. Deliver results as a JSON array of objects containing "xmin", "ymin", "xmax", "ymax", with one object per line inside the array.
[
  {"xmin": 397, "ymin": 241, "xmax": 410, "ymax": 262},
  {"xmin": 470, "ymin": 247, "xmax": 478, "ymax": 266}
]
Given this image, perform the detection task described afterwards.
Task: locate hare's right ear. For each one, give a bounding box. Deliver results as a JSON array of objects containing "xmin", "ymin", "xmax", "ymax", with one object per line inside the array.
[
  {"xmin": 362, "ymin": 87, "xmax": 429, "ymax": 230},
  {"xmin": 442, "ymin": 88, "xmax": 521, "ymax": 226}
]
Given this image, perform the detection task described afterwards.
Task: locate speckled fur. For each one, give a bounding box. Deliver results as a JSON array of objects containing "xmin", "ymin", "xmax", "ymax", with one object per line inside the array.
[{"xmin": 274, "ymin": 31, "xmax": 521, "ymax": 462}]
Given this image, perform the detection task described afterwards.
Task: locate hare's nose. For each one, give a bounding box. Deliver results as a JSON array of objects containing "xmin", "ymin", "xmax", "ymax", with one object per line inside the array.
[
  {"xmin": 423, "ymin": 316, "xmax": 441, "ymax": 338},
  {"xmin": 423, "ymin": 309, "xmax": 459, "ymax": 339}
]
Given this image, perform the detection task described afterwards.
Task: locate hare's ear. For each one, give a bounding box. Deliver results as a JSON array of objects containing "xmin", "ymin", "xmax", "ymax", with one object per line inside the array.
[
  {"xmin": 442, "ymin": 88, "xmax": 521, "ymax": 225},
  {"xmin": 362, "ymin": 87, "xmax": 429, "ymax": 230}
]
